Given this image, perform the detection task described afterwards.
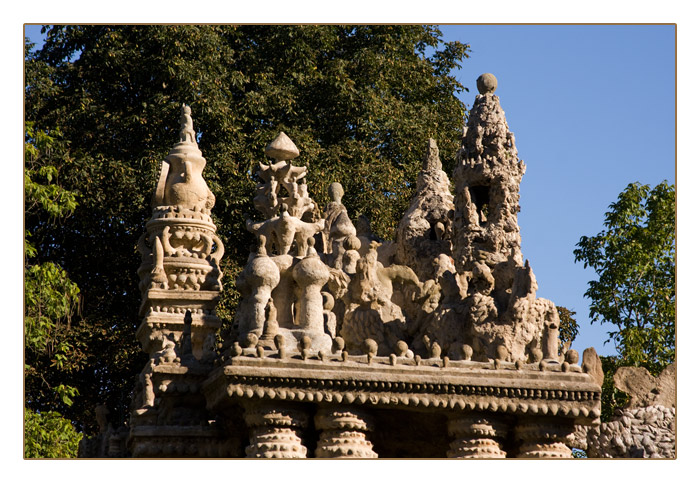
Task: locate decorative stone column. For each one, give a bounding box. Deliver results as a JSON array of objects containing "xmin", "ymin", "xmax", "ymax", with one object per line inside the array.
[
  {"xmin": 136, "ymin": 104, "xmax": 224, "ymax": 359},
  {"xmin": 315, "ymin": 406, "xmax": 378, "ymax": 458},
  {"xmin": 513, "ymin": 418, "xmax": 574, "ymax": 458},
  {"xmin": 243, "ymin": 403, "xmax": 309, "ymax": 458},
  {"xmin": 446, "ymin": 413, "xmax": 508, "ymax": 458}
]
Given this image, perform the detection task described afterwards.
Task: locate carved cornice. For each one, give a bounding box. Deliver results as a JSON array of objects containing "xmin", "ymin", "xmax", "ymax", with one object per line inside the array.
[{"xmin": 202, "ymin": 357, "xmax": 601, "ymax": 423}]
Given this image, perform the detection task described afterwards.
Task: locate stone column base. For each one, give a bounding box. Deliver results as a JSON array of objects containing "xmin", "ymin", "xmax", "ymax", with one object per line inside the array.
[
  {"xmin": 514, "ymin": 418, "xmax": 574, "ymax": 458},
  {"xmin": 447, "ymin": 414, "xmax": 507, "ymax": 458},
  {"xmin": 315, "ymin": 406, "xmax": 378, "ymax": 458},
  {"xmin": 244, "ymin": 403, "xmax": 309, "ymax": 458}
]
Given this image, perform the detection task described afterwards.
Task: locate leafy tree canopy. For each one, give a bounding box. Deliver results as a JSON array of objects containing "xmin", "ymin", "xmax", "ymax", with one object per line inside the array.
[
  {"xmin": 574, "ymin": 181, "xmax": 675, "ymax": 375},
  {"xmin": 24, "ymin": 119, "xmax": 84, "ymax": 456},
  {"xmin": 24, "ymin": 409, "xmax": 82, "ymax": 458},
  {"xmin": 25, "ymin": 25, "xmax": 471, "ymax": 433}
]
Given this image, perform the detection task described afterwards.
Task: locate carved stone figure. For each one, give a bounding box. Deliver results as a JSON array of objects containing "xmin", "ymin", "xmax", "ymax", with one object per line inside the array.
[
  {"xmin": 114, "ymin": 81, "xmax": 613, "ymax": 460},
  {"xmin": 160, "ymin": 105, "xmax": 215, "ymax": 211},
  {"xmin": 237, "ymin": 236, "xmax": 281, "ymax": 340},
  {"xmin": 291, "ymin": 238, "xmax": 332, "ymax": 351},
  {"xmin": 322, "ymin": 182, "xmax": 357, "ymax": 268},
  {"xmin": 340, "ymin": 242, "xmax": 422, "ymax": 355}
]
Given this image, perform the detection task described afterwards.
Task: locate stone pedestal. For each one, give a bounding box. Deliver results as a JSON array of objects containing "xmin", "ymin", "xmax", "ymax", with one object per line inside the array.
[
  {"xmin": 447, "ymin": 414, "xmax": 507, "ymax": 458},
  {"xmin": 514, "ymin": 418, "xmax": 574, "ymax": 458},
  {"xmin": 315, "ymin": 406, "xmax": 378, "ymax": 458},
  {"xmin": 243, "ymin": 403, "xmax": 309, "ymax": 458}
]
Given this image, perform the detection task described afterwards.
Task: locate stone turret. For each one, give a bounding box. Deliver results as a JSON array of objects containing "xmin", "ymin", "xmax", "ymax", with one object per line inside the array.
[
  {"xmin": 451, "ymin": 74, "xmax": 559, "ymax": 363},
  {"xmin": 136, "ymin": 105, "xmax": 224, "ymax": 359},
  {"xmin": 240, "ymin": 133, "xmax": 331, "ymax": 353}
]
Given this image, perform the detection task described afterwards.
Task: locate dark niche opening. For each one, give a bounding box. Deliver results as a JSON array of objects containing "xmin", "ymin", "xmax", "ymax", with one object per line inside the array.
[
  {"xmin": 469, "ymin": 185, "xmax": 490, "ymax": 225},
  {"xmin": 428, "ymin": 224, "xmax": 437, "ymax": 241}
]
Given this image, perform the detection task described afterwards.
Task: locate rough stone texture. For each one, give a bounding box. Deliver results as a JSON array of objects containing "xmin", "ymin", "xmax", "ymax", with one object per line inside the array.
[
  {"xmin": 586, "ymin": 405, "xmax": 676, "ymax": 458},
  {"xmin": 614, "ymin": 362, "xmax": 676, "ymax": 409},
  {"xmin": 81, "ymin": 76, "xmax": 607, "ymax": 459},
  {"xmin": 581, "ymin": 347, "xmax": 605, "ymax": 387},
  {"xmin": 394, "ymin": 138, "xmax": 454, "ymax": 282},
  {"xmin": 583, "ymin": 362, "xmax": 676, "ymax": 458},
  {"xmin": 449, "ymin": 78, "xmax": 559, "ymax": 364}
]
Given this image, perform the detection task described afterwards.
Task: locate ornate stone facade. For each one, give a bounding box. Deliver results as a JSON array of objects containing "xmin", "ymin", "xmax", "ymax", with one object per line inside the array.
[{"xmin": 80, "ymin": 76, "xmax": 617, "ymax": 459}]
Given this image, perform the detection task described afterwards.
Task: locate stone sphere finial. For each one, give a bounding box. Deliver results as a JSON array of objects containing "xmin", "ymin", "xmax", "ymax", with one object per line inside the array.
[{"xmin": 477, "ymin": 73, "xmax": 498, "ymax": 95}]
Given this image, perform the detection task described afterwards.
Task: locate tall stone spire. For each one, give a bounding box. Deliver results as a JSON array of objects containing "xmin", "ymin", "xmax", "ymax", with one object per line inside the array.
[
  {"xmin": 136, "ymin": 104, "xmax": 224, "ymax": 359},
  {"xmin": 452, "ymin": 74, "xmax": 559, "ymax": 363},
  {"xmin": 453, "ymin": 73, "xmax": 524, "ymax": 283}
]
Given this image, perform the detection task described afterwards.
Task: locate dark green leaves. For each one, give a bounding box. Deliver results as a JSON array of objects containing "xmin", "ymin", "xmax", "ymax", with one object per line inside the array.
[{"xmin": 25, "ymin": 25, "xmax": 470, "ymax": 435}]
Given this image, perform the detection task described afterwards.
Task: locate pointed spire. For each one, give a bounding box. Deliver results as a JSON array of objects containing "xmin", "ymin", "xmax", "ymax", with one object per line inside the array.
[{"xmin": 422, "ymin": 138, "xmax": 442, "ymax": 171}]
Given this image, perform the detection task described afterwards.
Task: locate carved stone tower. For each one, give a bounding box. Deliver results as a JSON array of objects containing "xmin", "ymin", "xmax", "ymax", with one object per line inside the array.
[
  {"xmin": 136, "ymin": 104, "xmax": 224, "ymax": 359},
  {"xmin": 81, "ymin": 78, "xmax": 604, "ymax": 459},
  {"xmin": 452, "ymin": 73, "xmax": 560, "ymax": 364}
]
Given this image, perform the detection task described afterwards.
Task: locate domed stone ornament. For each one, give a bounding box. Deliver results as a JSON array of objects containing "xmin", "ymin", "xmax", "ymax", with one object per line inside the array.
[
  {"xmin": 476, "ymin": 73, "xmax": 498, "ymax": 94},
  {"xmin": 265, "ymin": 131, "xmax": 300, "ymax": 161}
]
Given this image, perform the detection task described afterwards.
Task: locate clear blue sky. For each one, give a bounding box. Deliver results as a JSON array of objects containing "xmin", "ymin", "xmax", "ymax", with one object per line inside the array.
[
  {"xmin": 24, "ymin": 24, "xmax": 676, "ymax": 358},
  {"xmin": 436, "ymin": 25, "xmax": 675, "ymax": 357}
]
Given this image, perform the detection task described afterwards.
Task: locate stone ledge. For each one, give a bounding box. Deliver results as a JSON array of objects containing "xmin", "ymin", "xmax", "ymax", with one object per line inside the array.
[{"xmin": 202, "ymin": 359, "xmax": 601, "ymax": 423}]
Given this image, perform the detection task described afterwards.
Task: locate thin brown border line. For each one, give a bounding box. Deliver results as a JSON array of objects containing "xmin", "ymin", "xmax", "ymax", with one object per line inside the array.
[
  {"xmin": 24, "ymin": 22, "xmax": 677, "ymax": 26},
  {"xmin": 22, "ymin": 23, "xmax": 677, "ymax": 461}
]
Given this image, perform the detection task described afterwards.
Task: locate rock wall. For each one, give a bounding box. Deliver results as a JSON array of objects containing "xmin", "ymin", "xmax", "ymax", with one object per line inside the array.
[
  {"xmin": 586, "ymin": 405, "xmax": 676, "ymax": 458},
  {"xmin": 578, "ymin": 362, "xmax": 676, "ymax": 458}
]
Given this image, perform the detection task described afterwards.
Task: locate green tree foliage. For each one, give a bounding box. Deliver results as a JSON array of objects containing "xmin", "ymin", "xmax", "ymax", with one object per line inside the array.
[
  {"xmin": 598, "ymin": 355, "xmax": 631, "ymax": 422},
  {"xmin": 24, "ymin": 119, "xmax": 83, "ymax": 456},
  {"xmin": 25, "ymin": 25, "xmax": 470, "ymax": 431},
  {"xmin": 556, "ymin": 306, "xmax": 579, "ymax": 354},
  {"xmin": 574, "ymin": 181, "xmax": 675, "ymax": 373},
  {"xmin": 24, "ymin": 408, "xmax": 82, "ymax": 458},
  {"xmin": 574, "ymin": 182, "xmax": 675, "ymax": 422}
]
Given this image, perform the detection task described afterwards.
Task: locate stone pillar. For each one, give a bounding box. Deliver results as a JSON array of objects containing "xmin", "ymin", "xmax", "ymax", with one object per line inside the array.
[
  {"xmin": 513, "ymin": 418, "xmax": 574, "ymax": 458},
  {"xmin": 446, "ymin": 414, "xmax": 508, "ymax": 458},
  {"xmin": 315, "ymin": 406, "xmax": 378, "ymax": 458},
  {"xmin": 243, "ymin": 403, "xmax": 309, "ymax": 458}
]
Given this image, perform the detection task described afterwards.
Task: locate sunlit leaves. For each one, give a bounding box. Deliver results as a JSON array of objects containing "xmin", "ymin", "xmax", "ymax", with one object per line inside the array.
[
  {"xmin": 574, "ymin": 181, "xmax": 675, "ymax": 373},
  {"xmin": 556, "ymin": 306, "xmax": 579, "ymax": 354},
  {"xmin": 24, "ymin": 409, "xmax": 82, "ymax": 458}
]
